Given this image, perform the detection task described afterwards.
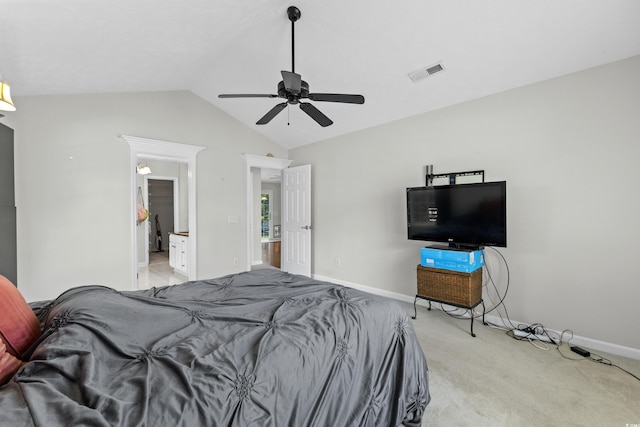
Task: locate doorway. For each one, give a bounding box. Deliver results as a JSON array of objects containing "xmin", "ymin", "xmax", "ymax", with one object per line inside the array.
[
  {"xmin": 243, "ymin": 155, "xmax": 312, "ymax": 277},
  {"xmin": 260, "ymin": 174, "xmax": 281, "ymax": 269},
  {"xmin": 147, "ymin": 176, "xmax": 177, "ymax": 256},
  {"xmin": 140, "ymin": 176, "xmax": 183, "ymax": 289},
  {"xmin": 243, "ymin": 154, "xmax": 291, "ymax": 272},
  {"xmin": 124, "ymin": 135, "xmax": 204, "ymax": 290}
]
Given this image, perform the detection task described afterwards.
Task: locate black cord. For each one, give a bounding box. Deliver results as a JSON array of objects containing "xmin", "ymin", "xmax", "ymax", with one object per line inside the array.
[
  {"xmin": 552, "ymin": 330, "xmax": 640, "ymax": 382},
  {"xmin": 440, "ymin": 276, "xmax": 640, "ymax": 383},
  {"xmin": 513, "ymin": 323, "xmax": 557, "ymax": 345},
  {"xmin": 476, "ymin": 247, "xmax": 519, "ymax": 330},
  {"xmin": 437, "ymin": 246, "xmax": 513, "ymax": 325},
  {"xmin": 482, "ymin": 247, "xmax": 511, "ymax": 316},
  {"xmin": 555, "ymin": 330, "xmax": 586, "ymax": 360},
  {"xmin": 588, "ymin": 351, "xmax": 640, "ymax": 382},
  {"xmin": 438, "ymin": 304, "xmax": 475, "ymax": 320}
]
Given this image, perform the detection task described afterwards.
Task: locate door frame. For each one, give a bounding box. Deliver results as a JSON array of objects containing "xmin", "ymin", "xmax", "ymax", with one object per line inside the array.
[
  {"xmin": 124, "ymin": 135, "xmax": 204, "ymax": 290},
  {"xmin": 243, "ymin": 154, "xmax": 291, "ymax": 272}
]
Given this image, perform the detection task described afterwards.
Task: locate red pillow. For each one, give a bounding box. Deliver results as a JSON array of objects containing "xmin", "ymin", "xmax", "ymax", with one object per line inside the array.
[{"xmin": 0, "ymin": 275, "xmax": 41, "ymax": 360}]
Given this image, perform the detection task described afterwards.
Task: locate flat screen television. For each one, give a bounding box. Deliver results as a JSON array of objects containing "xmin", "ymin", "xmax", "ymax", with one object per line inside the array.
[{"xmin": 406, "ymin": 181, "xmax": 507, "ymax": 248}]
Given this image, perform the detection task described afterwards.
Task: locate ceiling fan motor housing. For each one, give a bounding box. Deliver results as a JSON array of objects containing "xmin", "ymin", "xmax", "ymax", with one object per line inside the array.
[{"xmin": 278, "ymin": 80, "xmax": 309, "ymax": 104}]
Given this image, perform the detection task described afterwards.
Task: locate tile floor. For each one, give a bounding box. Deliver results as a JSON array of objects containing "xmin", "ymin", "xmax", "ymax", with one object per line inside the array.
[
  {"xmin": 137, "ymin": 251, "xmax": 188, "ymax": 290},
  {"xmin": 137, "ymin": 249, "xmax": 282, "ymax": 290}
]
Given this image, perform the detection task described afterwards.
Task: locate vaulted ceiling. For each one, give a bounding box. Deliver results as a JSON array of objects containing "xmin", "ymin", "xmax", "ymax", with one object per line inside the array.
[{"xmin": 2, "ymin": 0, "xmax": 639, "ymax": 149}]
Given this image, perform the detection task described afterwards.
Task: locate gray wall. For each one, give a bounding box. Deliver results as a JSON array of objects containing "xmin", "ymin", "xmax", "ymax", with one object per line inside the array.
[
  {"xmin": 7, "ymin": 90, "xmax": 287, "ymax": 301},
  {"xmin": 5, "ymin": 56, "xmax": 639, "ymax": 354},
  {"xmin": 290, "ymin": 56, "xmax": 640, "ymax": 352},
  {"xmin": 0, "ymin": 123, "xmax": 17, "ymax": 284}
]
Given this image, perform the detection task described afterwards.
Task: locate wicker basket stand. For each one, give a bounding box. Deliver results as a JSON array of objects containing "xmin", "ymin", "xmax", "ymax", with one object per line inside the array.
[{"xmin": 413, "ymin": 265, "xmax": 486, "ymax": 337}]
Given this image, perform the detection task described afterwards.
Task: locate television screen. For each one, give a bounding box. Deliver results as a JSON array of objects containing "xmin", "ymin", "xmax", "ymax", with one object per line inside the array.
[{"xmin": 406, "ymin": 181, "xmax": 507, "ymax": 248}]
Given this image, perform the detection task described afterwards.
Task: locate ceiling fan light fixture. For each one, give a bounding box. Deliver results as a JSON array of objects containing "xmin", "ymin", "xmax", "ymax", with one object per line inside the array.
[
  {"xmin": 0, "ymin": 80, "xmax": 16, "ymax": 112},
  {"xmin": 137, "ymin": 163, "xmax": 151, "ymax": 175},
  {"xmin": 408, "ymin": 62, "xmax": 445, "ymax": 83}
]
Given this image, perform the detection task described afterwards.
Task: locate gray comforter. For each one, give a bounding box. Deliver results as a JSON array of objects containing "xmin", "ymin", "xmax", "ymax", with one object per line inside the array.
[{"xmin": 1, "ymin": 269, "xmax": 429, "ymax": 426}]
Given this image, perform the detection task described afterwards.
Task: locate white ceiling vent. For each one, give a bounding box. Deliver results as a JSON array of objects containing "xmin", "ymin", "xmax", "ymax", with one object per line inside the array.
[{"xmin": 408, "ymin": 62, "xmax": 445, "ymax": 83}]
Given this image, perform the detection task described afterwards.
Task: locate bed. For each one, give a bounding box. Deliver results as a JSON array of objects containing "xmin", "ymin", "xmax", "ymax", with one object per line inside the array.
[{"xmin": 0, "ymin": 269, "xmax": 429, "ymax": 426}]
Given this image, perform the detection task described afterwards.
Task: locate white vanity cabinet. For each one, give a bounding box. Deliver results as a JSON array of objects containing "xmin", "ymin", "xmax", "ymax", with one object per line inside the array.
[{"xmin": 169, "ymin": 232, "xmax": 189, "ymax": 276}]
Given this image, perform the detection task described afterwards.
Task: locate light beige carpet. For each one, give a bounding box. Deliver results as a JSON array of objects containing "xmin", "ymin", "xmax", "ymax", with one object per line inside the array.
[{"xmin": 406, "ymin": 302, "xmax": 640, "ymax": 426}]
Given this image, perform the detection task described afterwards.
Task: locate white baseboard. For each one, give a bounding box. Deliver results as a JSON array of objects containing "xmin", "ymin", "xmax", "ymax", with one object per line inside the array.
[
  {"xmin": 314, "ymin": 274, "xmax": 417, "ymax": 304},
  {"xmin": 313, "ymin": 273, "xmax": 640, "ymax": 361},
  {"xmin": 483, "ymin": 314, "xmax": 640, "ymax": 361}
]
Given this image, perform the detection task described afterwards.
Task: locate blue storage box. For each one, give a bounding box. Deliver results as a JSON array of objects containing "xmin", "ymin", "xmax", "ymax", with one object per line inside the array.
[{"xmin": 420, "ymin": 247, "xmax": 484, "ymax": 273}]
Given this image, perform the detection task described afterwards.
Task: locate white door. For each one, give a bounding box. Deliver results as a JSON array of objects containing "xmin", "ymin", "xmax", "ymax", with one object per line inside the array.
[{"xmin": 282, "ymin": 164, "xmax": 311, "ymax": 276}]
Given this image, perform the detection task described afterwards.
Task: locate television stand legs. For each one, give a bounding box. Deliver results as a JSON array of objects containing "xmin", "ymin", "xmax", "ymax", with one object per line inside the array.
[
  {"xmin": 412, "ymin": 295, "xmax": 485, "ymax": 338},
  {"xmin": 470, "ymin": 301, "xmax": 486, "ymax": 337},
  {"xmin": 411, "ymin": 295, "xmax": 429, "ymax": 319}
]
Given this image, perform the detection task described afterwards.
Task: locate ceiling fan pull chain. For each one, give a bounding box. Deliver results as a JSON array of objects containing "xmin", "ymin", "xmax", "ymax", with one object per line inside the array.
[{"xmin": 287, "ymin": 104, "xmax": 290, "ymax": 125}]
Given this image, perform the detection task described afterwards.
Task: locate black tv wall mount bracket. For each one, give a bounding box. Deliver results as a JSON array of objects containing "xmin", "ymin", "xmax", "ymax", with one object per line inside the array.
[{"xmin": 425, "ymin": 165, "xmax": 484, "ymax": 186}]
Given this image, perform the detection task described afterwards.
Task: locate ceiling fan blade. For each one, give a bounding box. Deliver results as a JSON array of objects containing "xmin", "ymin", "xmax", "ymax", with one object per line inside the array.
[
  {"xmin": 256, "ymin": 102, "xmax": 288, "ymax": 125},
  {"xmin": 281, "ymin": 70, "xmax": 302, "ymax": 94},
  {"xmin": 299, "ymin": 102, "xmax": 333, "ymax": 127},
  {"xmin": 219, "ymin": 94, "xmax": 278, "ymax": 98},
  {"xmin": 307, "ymin": 93, "xmax": 365, "ymax": 104}
]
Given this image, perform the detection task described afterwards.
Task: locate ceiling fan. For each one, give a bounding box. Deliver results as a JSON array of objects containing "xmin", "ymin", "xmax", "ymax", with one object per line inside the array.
[{"xmin": 218, "ymin": 6, "xmax": 365, "ymax": 127}]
